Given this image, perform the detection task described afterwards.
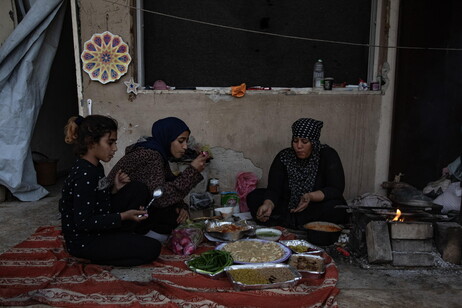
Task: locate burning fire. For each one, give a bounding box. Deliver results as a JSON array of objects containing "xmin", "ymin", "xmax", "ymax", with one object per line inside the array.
[{"xmin": 391, "ymin": 209, "xmax": 404, "ymax": 222}]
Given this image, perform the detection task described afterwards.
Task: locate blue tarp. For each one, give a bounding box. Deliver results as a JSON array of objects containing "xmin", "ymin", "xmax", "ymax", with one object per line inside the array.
[{"xmin": 0, "ymin": 0, "xmax": 65, "ymax": 201}]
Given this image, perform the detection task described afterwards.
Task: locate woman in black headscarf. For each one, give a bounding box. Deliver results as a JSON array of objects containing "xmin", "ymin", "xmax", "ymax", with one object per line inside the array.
[
  {"xmin": 247, "ymin": 118, "xmax": 348, "ymax": 229},
  {"xmin": 107, "ymin": 117, "xmax": 209, "ymax": 241}
]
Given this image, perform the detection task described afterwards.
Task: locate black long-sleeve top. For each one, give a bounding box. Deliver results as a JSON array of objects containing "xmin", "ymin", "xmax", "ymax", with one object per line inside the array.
[
  {"xmin": 59, "ymin": 159, "xmax": 122, "ymax": 253},
  {"xmin": 264, "ymin": 145, "xmax": 346, "ymax": 208}
]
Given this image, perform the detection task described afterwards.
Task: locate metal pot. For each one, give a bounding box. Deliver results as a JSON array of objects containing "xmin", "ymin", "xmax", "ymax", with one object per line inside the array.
[{"xmin": 303, "ymin": 221, "xmax": 342, "ymax": 246}]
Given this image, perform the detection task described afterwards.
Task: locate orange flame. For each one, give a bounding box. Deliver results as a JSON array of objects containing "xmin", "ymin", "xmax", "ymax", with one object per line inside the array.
[{"xmin": 392, "ymin": 209, "xmax": 403, "ymax": 221}]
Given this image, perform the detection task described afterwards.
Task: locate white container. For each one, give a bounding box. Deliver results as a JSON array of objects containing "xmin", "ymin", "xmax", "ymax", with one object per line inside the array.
[{"xmin": 214, "ymin": 207, "xmax": 233, "ymax": 219}]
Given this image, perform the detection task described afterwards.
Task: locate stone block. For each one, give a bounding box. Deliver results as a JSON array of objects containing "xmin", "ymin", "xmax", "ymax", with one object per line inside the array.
[
  {"xmin": 391, "ymin": 239, "xmax": 433, "ymax": 252},
  {"xmin": 389, "ymin": 222, "xmax": 433, "ymax": 239},
  {"xmin": 435, "ymin": 222, "xmax": 462, "ymax": 265},
  {"xmin": 392, "ymin": 252, "xmax": 435, "ymax": 267},
  {"xmin": 366, "ymin": 221, "xmax": 392, "ymax": 263}
]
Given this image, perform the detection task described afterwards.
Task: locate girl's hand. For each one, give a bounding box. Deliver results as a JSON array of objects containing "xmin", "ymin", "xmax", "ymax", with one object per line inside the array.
[
  {"xmin": 176, "ymin": 208, "xmax": 189, "ymax": 224},
  {"xmin": 256, "ymin": 200, "xmax": 274, "ymax": 222},
  {"xmin": 113, "ymin": 170, "xmax": 131, "ymax": 193},
  {"xmin": 190, "ymin": 152, "xmax": 209, "ymax": 172},
  {"xmin": 291, "ymin": 193, "xmax": 310, "ymax": 213},
  {"xmin": 120, "ymin": 209, "xmax": 148, "ymax": 222}
]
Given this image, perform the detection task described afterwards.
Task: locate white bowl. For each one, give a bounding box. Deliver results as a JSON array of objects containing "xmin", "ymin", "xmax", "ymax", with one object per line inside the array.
[
  {"xmin": 255, "ymin": 228, "xmax": 282, "ymax": 241},
  {"xmin": 214, "ymin": 207, "xmax": 233, "ymax": 218}
]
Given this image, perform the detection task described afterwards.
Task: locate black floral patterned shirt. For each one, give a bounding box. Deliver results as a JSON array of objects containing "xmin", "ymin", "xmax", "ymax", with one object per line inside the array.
[
  {"xmin": 107, "ymin": 146, "xmax": 203, "ymax": 209},
  {"xmin": 265, "ymin": 145, "xmax": 346, "ymax": 208},
  {"xmin": 59, "ymin": 159, "xmax": 122, "ymax": 253}
]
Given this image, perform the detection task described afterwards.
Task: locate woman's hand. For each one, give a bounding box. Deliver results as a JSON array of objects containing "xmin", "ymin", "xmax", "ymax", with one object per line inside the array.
[
  {"xmin": 291, "ymin": 191, "xmax": 325, "ymax": 213},
  {"xmin": 256, "ymin": 200, "xmax": 275, "ymax": 222},
  {"xmin": 176, "ymin": 208, "xmax": 189, "ymax": 224},
  {"xmin": 190, "ymin": 152, "xmax": 209, "ymax": 172},
  {"xmin": 113, "ymin": 170, "xmax": 131, "ymax": 193},
  {"xmin": 291, "ymin": 193, "xmax": 311, "ymax": 213},
  {"xmin": 120, "ymin": 209, "xmax": 148, "ymax": 222}
]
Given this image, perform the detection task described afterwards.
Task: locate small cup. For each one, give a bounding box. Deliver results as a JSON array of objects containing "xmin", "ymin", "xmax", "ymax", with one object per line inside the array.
[{"xmin": 323, "ymin": 77, "xmax": 334, "ymax": 90}]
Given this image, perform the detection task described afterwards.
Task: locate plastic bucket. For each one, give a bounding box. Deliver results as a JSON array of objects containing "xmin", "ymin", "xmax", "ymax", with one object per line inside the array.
[
  {"xmin": 33, "ymin": 152, "xmax": 58, "ymax": 186},
  {"xmin": 0, "ymin": 185, "xmax": 6, "ymax": 202}
]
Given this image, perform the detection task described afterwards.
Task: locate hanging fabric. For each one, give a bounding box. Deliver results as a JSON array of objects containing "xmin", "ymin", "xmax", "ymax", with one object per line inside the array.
[{"xmin": 0, "ymin": 0, "xmax": 66, "ymax": 201}]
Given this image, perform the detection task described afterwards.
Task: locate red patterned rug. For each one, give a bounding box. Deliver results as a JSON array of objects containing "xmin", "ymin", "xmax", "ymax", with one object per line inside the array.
[{"xmin": 0, "ymin": 226, "xmax": 339, "ymax": 307}]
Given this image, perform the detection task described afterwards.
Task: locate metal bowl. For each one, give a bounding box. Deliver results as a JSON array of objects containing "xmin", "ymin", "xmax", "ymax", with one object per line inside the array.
[{"xmin": 303, "ymin": 221, "xmax": 342, "ymax": 246}]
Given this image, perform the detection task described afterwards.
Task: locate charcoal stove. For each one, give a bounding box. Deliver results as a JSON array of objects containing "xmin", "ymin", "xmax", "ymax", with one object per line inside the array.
[{"xmin": 348, "ymin": 203, "xmax": 451, "ymax": 266}]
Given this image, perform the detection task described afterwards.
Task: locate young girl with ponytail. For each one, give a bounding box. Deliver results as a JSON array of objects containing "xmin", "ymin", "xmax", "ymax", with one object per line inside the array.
[{"xmin": 59, "ymin": 115, "xmax": 161, "ymax": 266}]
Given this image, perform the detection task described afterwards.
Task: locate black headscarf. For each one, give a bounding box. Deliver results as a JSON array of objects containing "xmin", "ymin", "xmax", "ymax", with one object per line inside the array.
[
  {"xmin": 280, "ymin": 118, "xmax": 325, "ymax": 209},
  {"xmin": 134, "ymin": 117, "xmax": 190, "ymax": 161}
]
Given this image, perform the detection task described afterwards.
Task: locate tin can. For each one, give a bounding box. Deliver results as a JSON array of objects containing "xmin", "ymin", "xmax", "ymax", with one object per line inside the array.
[{"xmin": 323, "ymin": 77, "xmax": 334, "ymax": 90}]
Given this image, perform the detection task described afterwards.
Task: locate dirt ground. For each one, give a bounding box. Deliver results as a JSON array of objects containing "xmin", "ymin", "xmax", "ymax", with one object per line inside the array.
[{"xmin": 1, "ymin": 178, "xmax": 462, "ymax": 308}]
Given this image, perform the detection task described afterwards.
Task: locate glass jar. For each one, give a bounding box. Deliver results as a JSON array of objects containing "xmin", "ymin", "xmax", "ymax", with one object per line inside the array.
[{"xmin": 208, "ymin": 178, "xmax": 219, "ymax": 194}]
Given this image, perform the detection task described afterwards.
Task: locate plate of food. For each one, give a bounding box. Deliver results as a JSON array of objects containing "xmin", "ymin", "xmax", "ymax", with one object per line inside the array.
[
  {"xmin": 185, "ymin": 249, "xmax": 234, "ymax": 279},
  {"xmin": 279, "ymin": 239, "xmax": 323, "ymax": 254},
  {"xmin": 216, "ymin": 239, "xmax": 291, "ymax": 264},
  {"xmin": 224, "ymin": 263, "xmax": 301, "ymax": 291},
  {"xmin": 205, "ymin": 220, "xmax": 254, "ymax": 242},
  {"xmin": 287, "ymin": 253, "xmax": 325, "ymax": 274}
]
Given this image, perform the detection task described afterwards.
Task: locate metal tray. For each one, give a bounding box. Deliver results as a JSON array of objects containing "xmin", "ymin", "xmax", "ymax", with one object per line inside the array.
[
  {"xmin": 224, "ymin": 263, "xmax": 302, "ymax": 291},
  {"xmin": 287, "ymin": 253, "xmax": 325, "ymax": 274},
  {"xmin": 216, "ymin": 239, "xmax": 291, "ymax": 264},
  {"xmin": 205, "ymin": 220, "xmax": 254, "ymax": 241},
  {"xmin": 279, "ymin": 239, "xmax": 323, "ymax": 254}
]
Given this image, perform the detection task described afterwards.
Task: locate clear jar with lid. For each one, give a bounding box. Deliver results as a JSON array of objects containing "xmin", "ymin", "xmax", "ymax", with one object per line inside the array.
[{"xmin": 208, "ymin": 178, "xmax": 219, "ymax": 194}]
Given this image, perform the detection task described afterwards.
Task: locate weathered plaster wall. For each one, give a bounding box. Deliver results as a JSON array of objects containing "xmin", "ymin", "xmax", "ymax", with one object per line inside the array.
[
  {"xmin": 0, "ymin": 0, "xmax": 16, "ymax": 48},
  {"xmin": 76, "ymin": 0, "xmax": 391, "ymax": 200},
  {"xmin": 84, "ymin": 86, "xmax": 382, "ymax": 199}
]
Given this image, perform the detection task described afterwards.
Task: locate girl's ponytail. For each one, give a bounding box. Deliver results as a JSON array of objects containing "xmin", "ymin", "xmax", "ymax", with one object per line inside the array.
[{"xmin": 64, "ymin": 116, "xmax": 80, "ymax": 144}]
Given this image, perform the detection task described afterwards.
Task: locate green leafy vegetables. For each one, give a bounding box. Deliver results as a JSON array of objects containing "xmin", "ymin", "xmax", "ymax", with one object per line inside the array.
[{"xmin": 187, "ymin": 250, "xmax": 233, "ymax": 274}]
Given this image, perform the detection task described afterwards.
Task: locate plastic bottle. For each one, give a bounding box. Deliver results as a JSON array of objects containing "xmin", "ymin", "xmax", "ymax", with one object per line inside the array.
[{"xmin": 313, "ymin": 59, "xmax": 324, "ymax": 89}]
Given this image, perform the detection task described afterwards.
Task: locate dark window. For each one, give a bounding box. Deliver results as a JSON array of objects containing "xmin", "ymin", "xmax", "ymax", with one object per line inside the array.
[{"xmin": 143, "ymin": 0, "xmax": 372, "ymax": 88}]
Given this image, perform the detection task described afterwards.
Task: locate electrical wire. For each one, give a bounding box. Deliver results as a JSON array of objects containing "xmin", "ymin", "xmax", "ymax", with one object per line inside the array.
[{"xmin": 102, "ymin": 0, "xmax": 462, "ymax": 52}]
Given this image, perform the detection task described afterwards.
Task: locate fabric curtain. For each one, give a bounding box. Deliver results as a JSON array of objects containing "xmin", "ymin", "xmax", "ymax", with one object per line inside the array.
[{"xmin": 0, "ymin": 0, "xmax": 66, "ymax": 201}]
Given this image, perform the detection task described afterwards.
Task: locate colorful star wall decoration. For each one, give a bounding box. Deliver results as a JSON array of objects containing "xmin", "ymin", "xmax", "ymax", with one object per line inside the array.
[{"xmin": 81, "ymin": 31, "xmax": 131, "ymax": 84}]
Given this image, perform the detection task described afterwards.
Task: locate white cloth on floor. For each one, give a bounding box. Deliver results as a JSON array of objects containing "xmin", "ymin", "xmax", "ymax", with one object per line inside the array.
[
  {"xmin": 145, "ymin": 230, "xmax": 169, "ymax": 243},
  {"xmin": 433, "ymin": 182, "xmax": 461, "ymax": 213}
]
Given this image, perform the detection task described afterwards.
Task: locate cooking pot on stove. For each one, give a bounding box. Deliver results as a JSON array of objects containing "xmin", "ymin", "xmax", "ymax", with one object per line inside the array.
[{"xmin": 303, "ymin": 221, "xmax": 343, "ymax": 246}]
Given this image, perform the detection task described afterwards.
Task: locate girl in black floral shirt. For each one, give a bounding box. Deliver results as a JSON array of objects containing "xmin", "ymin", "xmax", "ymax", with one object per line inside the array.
[{"xmin": 59, "ymin": 115, "xmax": 161, "ymax": 266}]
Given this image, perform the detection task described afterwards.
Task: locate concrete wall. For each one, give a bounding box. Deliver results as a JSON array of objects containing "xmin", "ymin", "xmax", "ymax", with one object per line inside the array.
[
  {"xmin": 0, "ymin": 0, "xmax": 16, "ymax": 48},
  {"xmin": 75, "ymin": 0, "xmax": 397, "ymax": 200}
]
